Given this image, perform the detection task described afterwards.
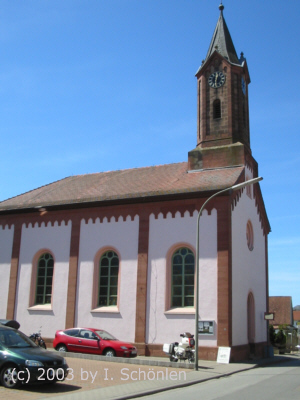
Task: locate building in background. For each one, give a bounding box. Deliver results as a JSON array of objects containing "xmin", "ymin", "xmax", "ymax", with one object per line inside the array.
[
  {"xmin": 269, "ymin": 296, "xmax": 298, "ymax": 351},
  {"xmin": 0, "ymin": 5, "xmax": 270, "ymax": 361},
  {"xmin": 293, "ymin": 306, "xmax": 300, "ymax": 342},
  {"xmin": 269, "ymin": 296, "xmax": 293, "ymax": 328}
]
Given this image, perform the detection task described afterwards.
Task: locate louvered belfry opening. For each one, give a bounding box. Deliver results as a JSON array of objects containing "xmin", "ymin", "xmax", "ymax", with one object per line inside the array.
[{"xmin": 213, "ymin": 99, "xmax": 221, "ymax": 119}]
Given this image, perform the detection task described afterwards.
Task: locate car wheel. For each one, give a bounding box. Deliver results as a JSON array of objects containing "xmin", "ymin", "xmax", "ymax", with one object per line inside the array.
[
  {"xmin": 56, "ymin": 344, "xmax": 67, "ymax": 352},
  {"xmin": 103, "ymin": 348, "xmax": 116, "ymax": 357},
  {"xmin": 1, "ymin": 364, "xmax": 21, "ymax": 389}
]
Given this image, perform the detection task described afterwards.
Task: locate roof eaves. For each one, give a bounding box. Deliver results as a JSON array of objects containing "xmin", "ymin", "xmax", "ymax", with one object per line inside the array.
[{"xmin": 0, "ymin": 183, "xmax": 242, "ymax": 214}]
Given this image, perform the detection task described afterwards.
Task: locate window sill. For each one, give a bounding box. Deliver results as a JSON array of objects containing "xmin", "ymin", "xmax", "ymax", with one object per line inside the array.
[
  {"xmin": 91, "ymin": 306, "xmax": 120, "ymax": 314},
  {"xmin": 165, "ymin": 308, "xmax": 195, "ymax": 315},
  {"xmin": 28, "ymin": 304, "xmax": 52, "ymax": 311}
]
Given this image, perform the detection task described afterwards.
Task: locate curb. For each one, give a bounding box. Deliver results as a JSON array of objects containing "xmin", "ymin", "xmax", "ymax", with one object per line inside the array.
[
  {"xmin": 49, "ymin": 350, "xmax": 291, "ymax": 370},
  {"xmin": 48, "ymin": 350, "xmax": 195, "ymax": 369}
]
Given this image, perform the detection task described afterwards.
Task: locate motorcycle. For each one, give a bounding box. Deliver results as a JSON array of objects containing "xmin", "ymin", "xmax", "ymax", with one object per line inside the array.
[
  {"xmin": 29, "ymin": 328, "xmax": 47, "ymax": 349},
  {"xmin": 163, "ymin": 332, "xmax": 195, "ymax": 363}
]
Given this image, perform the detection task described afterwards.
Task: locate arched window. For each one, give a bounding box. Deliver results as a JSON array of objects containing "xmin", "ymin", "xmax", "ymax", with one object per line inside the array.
[
  {"xmin": 247, "ymin": 292, "xmax": 255, "ymax": 343},
  {"xmin": 35, "ymin": 253, "xmax": 54, "ymax": 305},
  {"xmin": 171, "ymin": 248, "xmax": 195, "ymax": 308},
  {"xmin": 246, "ymin": 220, "xmax": 254, "ymax": 251},
  {"xmin": 98, "ymin": 250, "xmax": 119, "ymax": 306},
  {"xmin": 213, "ymin": 99, "xmax": 221, "ymax": 119}
]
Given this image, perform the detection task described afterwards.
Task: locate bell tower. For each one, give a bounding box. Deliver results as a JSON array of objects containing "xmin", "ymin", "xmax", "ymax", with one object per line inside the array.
[{"xmin": 188, "ymin": 3, "xmax": 252, "ymax": 171}]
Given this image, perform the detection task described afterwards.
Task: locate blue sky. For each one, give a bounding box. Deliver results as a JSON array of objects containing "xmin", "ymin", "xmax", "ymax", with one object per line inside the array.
[{"xmin": 1, "ymin": 1, "xmax": 299, "ymax": 306}]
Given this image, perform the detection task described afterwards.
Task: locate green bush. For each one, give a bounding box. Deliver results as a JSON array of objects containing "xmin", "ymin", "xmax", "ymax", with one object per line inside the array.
[
  {"xmin": 269, "ymin": 325, "xmax": 287, "ymax": 347},
  {"xmin": 274, "ymin": 329, "xmax": 286, "ymax": 346},
  {"xmin": 269, "ymin": 325, "xmax": 276, "ymax": 345}
]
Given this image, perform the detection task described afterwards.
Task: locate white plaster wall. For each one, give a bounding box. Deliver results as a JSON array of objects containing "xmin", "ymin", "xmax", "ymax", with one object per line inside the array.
[
  {"xmin": 15, "ymin": 221, "xmax": 72, "ymax": 337},
  {"xmin": 245, "ymin": 165, "xmax": 253, "ymax": 179},
  {"xmin": 0, "ymin": 225, "xmax": 14, "ymax": 318},
  {"xmin": 76, "ymin": 215, "xmax": 139, "ymax": 342},
  {"xmin": 146, "ymin": 209, "xmax": 218, "ymax": 346},
  {"xmin": 232, "ymin": 189, "xmax": 267, "ymax": 346}
]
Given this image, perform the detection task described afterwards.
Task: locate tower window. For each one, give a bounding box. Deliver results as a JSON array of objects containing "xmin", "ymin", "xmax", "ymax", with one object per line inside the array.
[
  {"xmin": 243, "ymin": 103, "xmax": 246, "ymax": 127},
  {"xmin": 213, "ymin": 99, "xmax": 221, "ymax": 119}
]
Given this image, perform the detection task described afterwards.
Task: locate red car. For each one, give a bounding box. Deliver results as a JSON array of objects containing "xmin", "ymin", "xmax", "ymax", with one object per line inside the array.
[{"xmin": 52, "ymin": 328, "xmax": 137, "ymax": 358}]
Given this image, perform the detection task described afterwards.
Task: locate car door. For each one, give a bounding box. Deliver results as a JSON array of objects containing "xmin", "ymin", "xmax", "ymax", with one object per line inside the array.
[
  {"xmin": 75, "ymin": 329, "xmax": 101, "ymax": 354},
  {"xmin": 61, "ymin": 328, "xmax": 79, "ymax": 352},
  {"xmin": 62, "ymin": 329, "xmax": 81, "ymax": 353}
]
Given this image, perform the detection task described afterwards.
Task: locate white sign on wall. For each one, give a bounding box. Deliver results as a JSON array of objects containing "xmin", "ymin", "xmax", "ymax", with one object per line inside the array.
[
  {"xmin": 198, "ymin": 320, "xmax": 214, "ymax": 335},
  {"xmin": 264, "ymin": 312, "xmax": 275, "ymax": 320},
  {"xmin": 217, "ymin": 347, "xmax": 231, "ymax": 364}
]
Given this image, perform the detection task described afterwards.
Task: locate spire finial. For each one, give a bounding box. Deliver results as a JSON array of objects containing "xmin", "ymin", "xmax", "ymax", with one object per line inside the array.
[{"xmin": 219, "ymin": 2, "xmax": 224, "ymax": 12}]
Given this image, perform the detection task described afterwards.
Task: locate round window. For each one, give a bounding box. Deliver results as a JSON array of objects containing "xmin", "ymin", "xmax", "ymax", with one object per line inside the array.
[{"xmin": 246, "ymin": 220, "xmax": 254, "ymax": 251}]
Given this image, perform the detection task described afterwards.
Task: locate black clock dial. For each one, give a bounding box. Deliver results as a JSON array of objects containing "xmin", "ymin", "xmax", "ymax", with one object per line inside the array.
[{"xmin": 208, "ymin": 71, "xmax": 226, "ymax": 88}]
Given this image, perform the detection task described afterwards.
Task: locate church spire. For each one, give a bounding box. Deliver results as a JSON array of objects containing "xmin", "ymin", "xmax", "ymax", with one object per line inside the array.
[{"xmin": 204, "ymin": 3, "xmax": 239, "ymax": 66}]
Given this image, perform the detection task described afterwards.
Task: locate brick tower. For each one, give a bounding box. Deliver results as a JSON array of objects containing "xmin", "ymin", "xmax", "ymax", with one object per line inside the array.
[{"xmin": 188, "ymin": 3, "xmax": 253, "ymax": 171}]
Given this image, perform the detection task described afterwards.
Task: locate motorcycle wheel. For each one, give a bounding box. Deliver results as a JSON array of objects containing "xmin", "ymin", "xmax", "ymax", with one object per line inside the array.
[
  {"xmin": 169, "ymin": 355, "xmax": 178, "ymax": 362},
  {"xmin": 187, "ymin": 353, "xmax": 195, "ymax": 363}
]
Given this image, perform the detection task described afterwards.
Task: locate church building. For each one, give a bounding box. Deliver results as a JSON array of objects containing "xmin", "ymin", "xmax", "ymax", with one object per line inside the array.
[{"xmin": 0, "ymin": 5, "xmax": 270, "ymax": 361}]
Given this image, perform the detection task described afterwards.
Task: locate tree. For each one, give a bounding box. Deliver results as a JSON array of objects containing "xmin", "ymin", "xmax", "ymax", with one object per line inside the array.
[{"xmin": 274, "ymin": 329, "xmax": 286, "ymax": 346}]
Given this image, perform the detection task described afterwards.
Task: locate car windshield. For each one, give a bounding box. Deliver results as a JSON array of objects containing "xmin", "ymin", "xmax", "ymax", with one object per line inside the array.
[
  {"xmin": 95, "ymin": 330, "xmax": 117, "ymax": 340},
  {"xmin": 0, "ymin": 329, "xmax": 36, "ymax": 348}
]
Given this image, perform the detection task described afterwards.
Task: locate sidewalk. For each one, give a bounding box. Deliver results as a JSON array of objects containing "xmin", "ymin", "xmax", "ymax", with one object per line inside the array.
[{"xmin": 1, "ymin": 353, "xmax": 295, "ymax": 400}]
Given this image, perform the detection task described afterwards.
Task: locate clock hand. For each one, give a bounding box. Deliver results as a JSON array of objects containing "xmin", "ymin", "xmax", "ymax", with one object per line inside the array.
[{"xmin": 215, "ymin": 72, "xmax": 218, "ymax": 85}]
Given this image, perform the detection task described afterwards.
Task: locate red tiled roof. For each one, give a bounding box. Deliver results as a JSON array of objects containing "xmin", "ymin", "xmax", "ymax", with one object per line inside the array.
[
  {"xmin": 0, "ymin": 162, "xmax": 245, "ymax": 211},
  {"xmin": 293, "ymin": 311, "xmax": 300, "ymax": 322},
  {"xmin": 269, "ymin": 296, "xmax": 293, "ymax": 326}
]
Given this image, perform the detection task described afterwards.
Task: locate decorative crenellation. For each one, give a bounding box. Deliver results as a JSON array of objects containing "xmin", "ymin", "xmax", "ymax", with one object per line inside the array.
[
  {"xmin": 0, "ymin": 200, "xmax": 217, "ymax": 230},
  {"xmin": 23, "ymin": 220, "xmax": 71, "ymax": 229},
  {"xmin": 0, "ymin": 223, "xmax": 14, "ymax": 230},
  {"xmin": 151, "ymin": 209, "xmax": 194, "ymax": 219},
  {"xmin": 245, "ymin": 154, "xmax": 257, "ymax": 175},
  {"xmin": 254, "ymin": 184, "xmax": 270, "ymax": 236},
  {"xmin": 231, "ymin": 184, "xmax": 270, "ymax": 236},
  {"xmin": 81, "ymin": 214, "xmax": 139, "ymax": 224},
  {"xmin": 231, "ymin": 187, "xmax": 244, "ymax": 210},
  {"xmin": 150, "ymin": 206, "xmax": 215, "ymax": 220},
  {"xmin": 0, "ymin": 205, "xmax": 142, "ymax": 229},
  {"xmin": 0, "ymin": 213, "xmax": 73, "ymax": 229}
]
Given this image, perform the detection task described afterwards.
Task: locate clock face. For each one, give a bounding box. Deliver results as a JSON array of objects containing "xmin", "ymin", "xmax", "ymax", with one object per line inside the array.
[
  {"xmin": 208, "ymin": 71, "xmax": 226, "ymax": 88},
  {"xmin": 241, "ymin": 77, "xmax": 246, "ymax": 95}
]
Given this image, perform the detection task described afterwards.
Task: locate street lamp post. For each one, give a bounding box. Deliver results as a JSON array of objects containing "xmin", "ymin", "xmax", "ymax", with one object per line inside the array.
[{"xmin": 194, "ymin": 176, "xmax": 263, "ymax": 371}]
